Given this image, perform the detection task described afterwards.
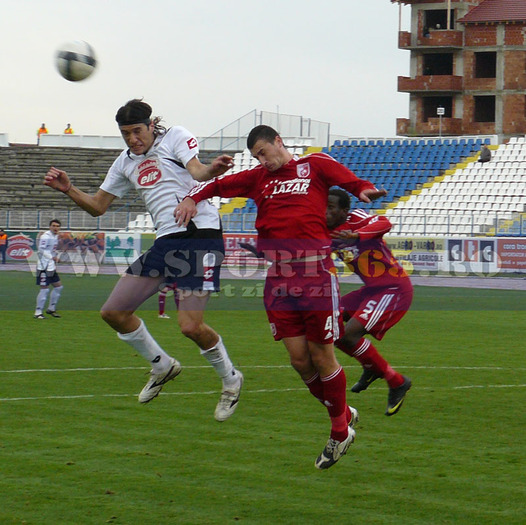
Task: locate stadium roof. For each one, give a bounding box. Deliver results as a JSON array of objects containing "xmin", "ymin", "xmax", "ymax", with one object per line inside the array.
[{"xmin": 458, "ymin": 0, "xmax": 526, "ymax": 24}]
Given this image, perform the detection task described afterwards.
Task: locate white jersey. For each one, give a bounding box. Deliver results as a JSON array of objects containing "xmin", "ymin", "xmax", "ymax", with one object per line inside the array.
[
  {"xmin": 100, "ymin": 126, "xmax": 220, "ymax": 238},
  {"xmin": 37, "ymin": 230, "xmax": 59, "ymax": 272}
]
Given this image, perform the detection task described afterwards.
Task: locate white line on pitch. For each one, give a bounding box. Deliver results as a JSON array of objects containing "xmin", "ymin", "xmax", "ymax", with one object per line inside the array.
[
  {"xmin": 0, "ymin": 365, "xmax": 524, "ymax": 374},
  {"xmin": 0, "ymin": 385, "xmax": 524, "ymax": 403}
]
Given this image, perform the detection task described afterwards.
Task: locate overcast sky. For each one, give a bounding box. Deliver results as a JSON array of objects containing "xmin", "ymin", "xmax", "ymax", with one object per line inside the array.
[{"xmin": 0, "ymin": 0, "xmax": 411, "ymax": 145}]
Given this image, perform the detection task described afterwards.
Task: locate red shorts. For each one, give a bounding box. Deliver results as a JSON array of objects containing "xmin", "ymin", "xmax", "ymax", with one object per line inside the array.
[
  {"xmin": 340, "ymin": 281, "xmax": 413, "ymax": 340},
  {"xmin": 264, "ymin": 258, "xmax": 342, "ymax": 344}
]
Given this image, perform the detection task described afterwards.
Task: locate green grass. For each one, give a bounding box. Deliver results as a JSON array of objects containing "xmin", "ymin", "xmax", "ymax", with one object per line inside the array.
[{"xmin": 0, "ymin": 271, "xmax": 525, "ymax": 524}]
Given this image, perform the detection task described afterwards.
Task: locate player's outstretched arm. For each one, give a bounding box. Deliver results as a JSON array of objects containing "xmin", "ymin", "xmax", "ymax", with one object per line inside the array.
[
  {"xmin": 44, "ymin": 167, "xmax": 116, "ymax": 217},
  {"xmin": 186, "ymin": 155, "xmax": 234, "ymax": 182},
  {"xmin": 358, "ymin": 188, "xmax": 388, "ymax": 203},
  {"xmin": 330, "ymin": 230, "xmax": 360, "ymax": 248},
  {"xmin": 174, "ymin": 197, "xmax": 197, "ymax": 227}
]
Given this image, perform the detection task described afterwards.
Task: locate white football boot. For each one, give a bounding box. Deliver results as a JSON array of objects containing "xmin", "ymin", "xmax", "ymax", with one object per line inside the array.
[
  {"xmin": 214, "ymin": 370, "xmax": 244, "ymax": 422},
  {"xmin": 138, "ymin": 357, "xmax": 182, "ymax": 403}
]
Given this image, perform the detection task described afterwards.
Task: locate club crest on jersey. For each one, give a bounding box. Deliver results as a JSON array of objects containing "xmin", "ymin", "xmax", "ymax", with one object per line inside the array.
[
  {"xmin": 187, "ymin": 138, "xmax": 197, "ymax": 149},
  {"xmin": 137, "ymin": 159, "xmax": 161, "ymax": 187},
  {"xmin": 296, "ymin": 163, "xmax": 311, "ymax": 178}
]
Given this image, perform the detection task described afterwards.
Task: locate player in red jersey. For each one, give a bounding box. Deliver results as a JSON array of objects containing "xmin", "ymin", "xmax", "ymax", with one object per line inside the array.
[
  {"xmin": 327, "ymin": 188, "xmax": 412, "ymax": 416},
  {"xmin": 158, "ymin": 282, "xmax": 178, "ymax": 318},
  {"xmin": 175, "ymin": 125, "xmax": 387, "ymax": 469}
]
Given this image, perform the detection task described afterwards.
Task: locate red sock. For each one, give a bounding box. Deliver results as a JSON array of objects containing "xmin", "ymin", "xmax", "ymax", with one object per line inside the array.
[
  {"xmin": 306, "ymin": 374, "xmax": 353, "ymax": 424},
  {"xmin": 304, "ymin": 372, "xmax": 324, "ymax": 404},
  {"xmin": 346, "ymin": 338, "xmax": 404, "ymax": 389},
  {"xmin": 158, "ymin": 292, "xmax": 166, "ymax": 315},
  {"xmin": 321, "ymin": 367, "xmax": 349, "ymax": 441}
]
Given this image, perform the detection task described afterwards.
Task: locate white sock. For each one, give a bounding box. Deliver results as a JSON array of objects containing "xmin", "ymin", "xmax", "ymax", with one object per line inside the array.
[
  {"xmin": 49, "ymin": 285, "xmax": 63, "ymax": 311},
  {"xmin": 118, "ymin": 319, "xmax": 173, "ymax": 372},
  {"xmin": 200, "ymin": 335, "xmax": 238, "ymax": 387},
  {"xmin": 35, "ymin": 288, "xmax": 50, "ymax": 314}
]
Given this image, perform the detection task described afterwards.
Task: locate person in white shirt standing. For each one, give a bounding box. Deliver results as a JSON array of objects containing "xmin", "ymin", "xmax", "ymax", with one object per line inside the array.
[
  {"xmin": 34, "ymin": 219, "xmax": 64, "ymax": 319},
  {"xmin": 42, "ymin": 99, "xmax": 243, "ymax": 421}
]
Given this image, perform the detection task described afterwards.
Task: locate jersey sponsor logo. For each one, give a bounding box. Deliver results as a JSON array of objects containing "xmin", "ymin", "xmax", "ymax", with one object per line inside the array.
[
  {"xmin": 270, "ymin": 178, "xmax": 311, "ymax": 196},
  {"xmin": 137, "ymin": 159, "xmax": 162, "ymax": 187},
  {"xmin": 296, "ymin": 163, "xmax": 311, "ymax": 178},
  {"xmin": 187, "ymin": 137, "xmax": 197, "ymax": 149},
  {"xmin": 6, "ymin": 234, "xmax": 34, "ymax": 260}
]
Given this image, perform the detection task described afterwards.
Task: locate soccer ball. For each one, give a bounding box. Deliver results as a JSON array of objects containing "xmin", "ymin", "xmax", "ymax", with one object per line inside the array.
[{"xmin": 55, "ymin": 41, "xmax": 97, "ymax": 82}]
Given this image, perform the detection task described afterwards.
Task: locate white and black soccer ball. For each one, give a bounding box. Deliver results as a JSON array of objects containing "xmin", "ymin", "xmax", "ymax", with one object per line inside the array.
[{"xmin": 55, "ymin": 41, "xmax": 97, "ymax": 82}]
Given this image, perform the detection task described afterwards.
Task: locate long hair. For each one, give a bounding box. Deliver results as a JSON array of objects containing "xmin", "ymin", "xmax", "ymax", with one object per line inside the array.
[{"xmin": 115, "ymin": 99, "xmax": 167, "ymax": 137}]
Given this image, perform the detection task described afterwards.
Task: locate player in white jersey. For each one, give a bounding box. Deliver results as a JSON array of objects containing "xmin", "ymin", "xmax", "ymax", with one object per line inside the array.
[
  {"xmin": 43, "ymin": 99, "xmax": 243, "ymax": 421},
  {"xmin": 34, "ymin": 219, "xmax": 65, "ymax": 319}
]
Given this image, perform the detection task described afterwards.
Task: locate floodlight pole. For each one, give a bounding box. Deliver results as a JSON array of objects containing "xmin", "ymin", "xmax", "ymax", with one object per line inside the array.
[{"xmin": 437, "ymin": 106, "xmax": 445, "ymax": 140}]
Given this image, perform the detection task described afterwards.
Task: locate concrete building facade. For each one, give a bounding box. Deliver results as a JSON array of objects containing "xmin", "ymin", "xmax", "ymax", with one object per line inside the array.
[{"xmin": 393, "ymin": 0, "xmax": 526, "ymax": 141}]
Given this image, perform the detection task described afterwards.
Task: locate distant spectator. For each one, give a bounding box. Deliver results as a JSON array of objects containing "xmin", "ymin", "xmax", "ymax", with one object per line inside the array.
[
  {"xmin": 64, "ymin": 123, "xmax": 74, "ymax": 135},
  {"xmin": 158, "ymin": 282, "xmax": 178, "ymax": 318},
  {"xmin": 423, "ymin": 26, "xmax": 430, "ymax": 38},
  {"xmin": 0, "ymin": 228, "xmax": 8, "ymax": 264},
  {"xmin": 478, "ymin": 145, "xmax": 491, "ymax": 163},
  {"xmin": 37, "ymin": 123, "xmax": 48, "ymax": 144}
]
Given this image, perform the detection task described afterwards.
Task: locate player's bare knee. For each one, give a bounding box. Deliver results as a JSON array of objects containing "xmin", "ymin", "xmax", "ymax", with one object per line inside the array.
[
  {"xmin": 178, "ymin": 318, "xmax": 202, "ymax": 339},
  {"xmin": 338, "ymin": 332, "xmax": 361, "ymax": 349},
  {"xmin": 289, "ymin": 354, "xmax": 311, "ymax": 375},
  {"xmin": 100, "ymin": 309, "xmax": 128, "ymax": 329}
]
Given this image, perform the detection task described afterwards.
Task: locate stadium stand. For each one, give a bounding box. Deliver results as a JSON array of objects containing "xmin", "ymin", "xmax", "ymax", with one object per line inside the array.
[
  {"xmin": 0, "ymin": 145, "xmax": 225, "ymax": 231},
  {"xmin": 326, "ymin": 136, "xmax": 491, "ymax": 211},
  {"xmin": 0, "ymin": 146, "xmax": 133, "ymax": 211},
  {"xmin": 215, "ymin": 136, "xmax": 525, "ymax": 237},
  {"xmin": 2, "ymin": 139, "xmax": 524, "ymax": 238},
  {"xmin": 383, "ymin": 138, "xmax": 526, "ymax": 236}
]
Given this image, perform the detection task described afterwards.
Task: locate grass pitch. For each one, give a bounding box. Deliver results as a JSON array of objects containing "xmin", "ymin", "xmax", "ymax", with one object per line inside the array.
[{"xmin": 0, "ymin": 271, "xmax": 524, "ymax": 524}]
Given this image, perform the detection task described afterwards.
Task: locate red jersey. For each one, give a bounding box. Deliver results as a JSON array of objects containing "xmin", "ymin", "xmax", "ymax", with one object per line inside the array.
[
  {"xmin": 187, "ymin": 153, "xmax": 375, "ymax": 261},
  {"xmin": 332, "ymin": 209, "xmax": 411, "ymax": 288}
]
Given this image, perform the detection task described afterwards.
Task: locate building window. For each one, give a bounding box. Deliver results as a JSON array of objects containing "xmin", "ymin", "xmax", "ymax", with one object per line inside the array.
[
  {"xmin": 423, "ymin": 53, "xmax": 454, "ymax": 75},
  {"xmin": 423, "ymin": 96, "xmax": 452, "ymax": 122},
  {"xmin": 474, "ymin": 96, "xmax": 495, "ymax": 122},
  {"xmin": 425, "ymin": 9, "xmax": 455, "ymax": 31},
  {"xmin": 474, "ymin": 52, "xmax": 497, "ymax": 78}
]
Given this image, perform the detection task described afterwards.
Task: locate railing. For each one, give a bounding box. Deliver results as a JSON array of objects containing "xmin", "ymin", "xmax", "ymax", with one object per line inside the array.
[
  {"xmin": 0, "ymin": 209, "xmax": 138, "ymax": 231},
  {"xmin": 198, "ymin": 109, "xmax": 331, "ymax": 151},
  {"xmin": 221, "ymin": 213, "xmax": 257, "ymax": 233},
  {"xmin": 385, "ymin": 212, "xmax": 526, "ymax": 237},
  {"xmin": 1, "ymin": 208, "xmax": 524, "ymax": 237}
]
